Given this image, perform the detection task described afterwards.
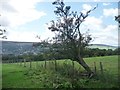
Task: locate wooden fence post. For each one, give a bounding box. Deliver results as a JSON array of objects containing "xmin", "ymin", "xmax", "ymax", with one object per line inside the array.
[
  {"xmin": 100, "ymin": 62, "xmax": 103, "ymax": 75},
  {"xmin": 49, "ymin": 60, "xmax": 50, "ymax": 69},
  {"xmin": 54, "ymin": 59, "xmax": 57, "ymax": 71},
  {"xmin": 94, "ymin": 62, "xmax": 96, "ymax": 73},
  {"xmin": 45, "ymin": 60, "xmax": 46, "ymax": 69},
  {"xmin": 36, "ymin": 61, "xmax": 38, "ymax": 69},
  {"xmin": 41, "ymin": 64, "xmax": 43, "ymax": 68},
  {"xmin": 24, "ymin": 59, "xmax": 26, "ymax": 67},
  {"xmin": 16, "ymin": 60, "xmax": 18, "ymax": 64},
  {"xmin": 20, "ymin": 59, "xmax": 22, "ymax": 66},
  {"xmin": 30, "ymin": 59, "xmax": 32, "ymax": 68},
  {"xmin": 19, "ymin": 60, "xmax": 20, "ymax": 65}
]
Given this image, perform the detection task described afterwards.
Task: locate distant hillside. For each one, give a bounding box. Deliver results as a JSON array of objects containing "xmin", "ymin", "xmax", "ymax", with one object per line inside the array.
[
  {"xmin": 0, "ymin": 41, "xmax": 118, "ymax": 55},
  {"xmin": 1, "ymin": 41, "xmax": 41, "ymax": 55},
  {"xmin": 88, "ymin": 44, "xmax": 117, "ymax": 50}
]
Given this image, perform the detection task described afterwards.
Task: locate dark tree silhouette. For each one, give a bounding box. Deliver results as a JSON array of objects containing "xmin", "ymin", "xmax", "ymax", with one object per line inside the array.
[
  {"xmin": 115, "ymin": 15, "xmax": 120, "ymax": 27},
  {"xmin": 0, "ymin": 14, "xmax": 7, "ymax": 39},
  {"xmin": 115, "ymin": 15, "xmax": 120, "ymax": 23},
  {"xmin": 0, "ymin": 28, "xmax": 7, "ymax": 39},
  {"xmin": 48, "ymin": 0, "xmax": 97, "ymax": 76}
]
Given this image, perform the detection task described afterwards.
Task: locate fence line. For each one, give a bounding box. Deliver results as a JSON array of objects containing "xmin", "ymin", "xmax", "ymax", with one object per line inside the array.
[{"xmin": 4, "ymin": 59, "xmax": 105, "ymax": 77}]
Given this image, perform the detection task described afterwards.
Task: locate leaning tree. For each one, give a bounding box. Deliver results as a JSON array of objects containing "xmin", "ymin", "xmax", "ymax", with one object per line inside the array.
[{"xmin": 48, "ymin": 0, "xmax": 97, "ymax": 76}]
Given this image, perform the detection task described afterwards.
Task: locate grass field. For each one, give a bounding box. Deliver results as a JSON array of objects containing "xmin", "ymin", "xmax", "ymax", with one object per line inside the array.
[{"xmin": 2, "ymin": 55, "xmax": 119, "ymax": 88}]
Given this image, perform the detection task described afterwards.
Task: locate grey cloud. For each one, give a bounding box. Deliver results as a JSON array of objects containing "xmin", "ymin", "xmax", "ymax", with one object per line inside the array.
[
  {"xmin": 0, "ymin": 1, "xmax": 17, "ymax": 12},
  {"xmin": 0, "ymin": 0, "xmax": 15, "ymax": 27},
  {"xmin": 0, "ymin": 16, "xmax": 10, "ymax": 27}
]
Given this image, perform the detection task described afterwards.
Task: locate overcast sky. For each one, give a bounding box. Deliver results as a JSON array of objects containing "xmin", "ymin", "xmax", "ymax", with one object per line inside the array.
[{"xmin": 0, "ymin": 0, "xmax": 119, "ymax": 46}]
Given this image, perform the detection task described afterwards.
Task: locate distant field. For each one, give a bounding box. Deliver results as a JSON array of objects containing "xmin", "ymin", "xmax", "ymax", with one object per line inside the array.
[
  {"xmin": 2, "ymin": 55, "xmax": 119, "ymax": 88},
  {"xmin": 88, "ymin": 44, "xmax": 117, "ymax": 50}
]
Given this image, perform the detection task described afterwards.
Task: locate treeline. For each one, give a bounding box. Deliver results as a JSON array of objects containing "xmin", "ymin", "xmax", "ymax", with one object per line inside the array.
[
  {"xmin": 47, "ymin": 48, "xmax": 120, "ymax": 59},
  {"xmin": 82, "ymin": 48, "xmax": 119, "ymax": 57},
  {"xmin": 2, "ymin": 47, "xmax": 120, "ymax": 62}
]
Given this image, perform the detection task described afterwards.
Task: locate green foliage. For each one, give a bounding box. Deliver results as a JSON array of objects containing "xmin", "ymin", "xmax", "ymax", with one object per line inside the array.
[{"xmin": 47, "ymin": 0, "xmax": 98, "ymax": 71}]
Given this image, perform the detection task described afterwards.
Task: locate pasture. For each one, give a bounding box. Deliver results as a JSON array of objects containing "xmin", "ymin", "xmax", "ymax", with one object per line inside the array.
[{"xmin": 2, "ymin": 55, "xmax": 119, "ymax": 88}]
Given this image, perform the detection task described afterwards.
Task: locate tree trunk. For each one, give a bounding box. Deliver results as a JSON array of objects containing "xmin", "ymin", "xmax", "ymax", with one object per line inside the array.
[{"xmin": 77, "ymin": 55, "xmax": 93, "ymax": 76}]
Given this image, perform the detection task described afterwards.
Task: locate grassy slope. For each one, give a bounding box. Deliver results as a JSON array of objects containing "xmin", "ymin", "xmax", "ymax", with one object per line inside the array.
[
  {"xmin": 2, "ymin": 55, "xmax": 119, "ymax": 88},
  {"xmin": 88, "ymin": 45, "xmax": 117, "ymax": 50}
]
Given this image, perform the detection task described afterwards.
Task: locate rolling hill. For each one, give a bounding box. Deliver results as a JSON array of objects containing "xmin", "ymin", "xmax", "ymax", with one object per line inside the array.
[
  {"xmin": 0, "ymin": 41, "xmax": 118, "ymax": 55},
  {"xmin": 1, "ymin": 41, "xmax": 41, "ymax": 55},
  {"xmin": 88, "ymin": 44, "xmax": 117, "ymax": 50}
]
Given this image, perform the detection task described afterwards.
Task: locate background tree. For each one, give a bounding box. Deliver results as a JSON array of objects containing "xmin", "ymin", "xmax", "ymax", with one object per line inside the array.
[
  {"xmin": 0, "ymin": 14, "xmax": 7, "ymax": 39},
  {"xmin": 48, "ymin": 0, "xmax": 97, "ymax": 76},
  {"xmin": 115, "ymin": 15, "xmax": 120, "ymax": 28},
  {"xmin": 115, "ymin": 15, "xmax": 120, "ymax": 23}
]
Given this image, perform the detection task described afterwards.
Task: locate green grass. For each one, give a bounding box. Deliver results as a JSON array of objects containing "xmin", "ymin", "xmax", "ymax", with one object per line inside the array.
[{"xmin": 2, "ymin": 55, "xmax": 119, "ymax": 88}]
